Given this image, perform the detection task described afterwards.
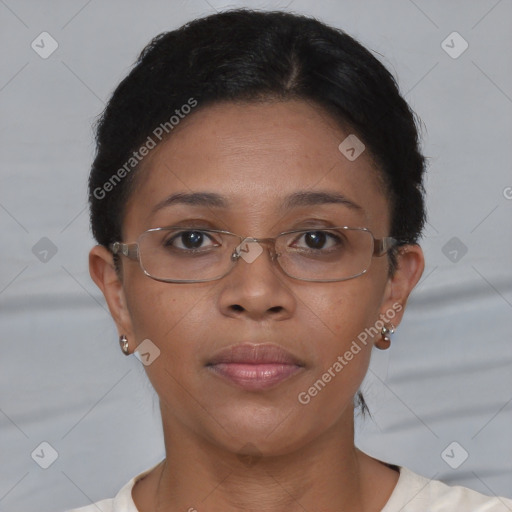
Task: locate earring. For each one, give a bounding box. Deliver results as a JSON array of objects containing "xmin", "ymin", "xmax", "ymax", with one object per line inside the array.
[
  {"xmin": 119, "ymin": 334, "xmax": 130, "ymax": 355},
  {"xmin": 376, "ymin": 324, "xmax": 395, "ymax": 350}
]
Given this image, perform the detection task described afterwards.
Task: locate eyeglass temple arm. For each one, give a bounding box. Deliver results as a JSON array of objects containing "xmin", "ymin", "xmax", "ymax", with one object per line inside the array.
[
  {"xmin": 109, "ymin": 242, "xmax": 139, "ymax": 261},
  {"xmin": 373, "ymin": 237, "xmax": 399, "ymax": 256}
]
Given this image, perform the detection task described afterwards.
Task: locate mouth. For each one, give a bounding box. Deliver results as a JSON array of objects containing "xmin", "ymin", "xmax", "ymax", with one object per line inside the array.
[{"xmin": 206, "ymin": 343, "xmax": 305, "ymax": 391}]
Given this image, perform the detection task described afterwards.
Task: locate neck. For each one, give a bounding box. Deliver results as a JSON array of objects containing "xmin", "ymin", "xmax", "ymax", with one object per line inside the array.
[{"xmin": 148, "ymin": 405, "xmax": 392, "ymax": 512}]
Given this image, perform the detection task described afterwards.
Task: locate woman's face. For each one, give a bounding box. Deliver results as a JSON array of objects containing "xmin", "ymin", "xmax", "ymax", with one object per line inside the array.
[{"xmin": 92, "ymin": 99, "xmax": 422, "ymax": 456}]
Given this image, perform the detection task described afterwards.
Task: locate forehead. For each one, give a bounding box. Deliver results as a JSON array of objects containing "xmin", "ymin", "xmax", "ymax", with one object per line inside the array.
[{"xmin": 123, "ymin": 100, "xmax": 390, "ymax": 235}]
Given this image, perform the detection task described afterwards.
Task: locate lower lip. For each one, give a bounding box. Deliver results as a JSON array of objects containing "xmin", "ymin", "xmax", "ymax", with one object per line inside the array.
[{"xmin": 207, "ymin": 363, "xmax": 303, "ymax": 390}]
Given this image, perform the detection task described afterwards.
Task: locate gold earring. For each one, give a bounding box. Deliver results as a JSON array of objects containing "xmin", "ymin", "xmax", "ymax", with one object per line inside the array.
[
  {"xmin": 375, "ymin": 324, "xmax": 395, "ymax": 350},
  {"xmin": 119, "ymin": 334, "xmax": 130, "ymax": 355}
]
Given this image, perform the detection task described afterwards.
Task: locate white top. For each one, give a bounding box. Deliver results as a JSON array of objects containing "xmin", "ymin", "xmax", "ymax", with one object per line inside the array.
[{"xmin": 67, "ymin": 461, "xmax": 512, "ymax": 512}]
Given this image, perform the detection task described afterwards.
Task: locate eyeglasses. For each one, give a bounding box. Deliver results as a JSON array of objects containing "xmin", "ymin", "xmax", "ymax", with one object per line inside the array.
[{"xmin": 109, "ymin": 226, "xmax": 398, "ymax": 283}]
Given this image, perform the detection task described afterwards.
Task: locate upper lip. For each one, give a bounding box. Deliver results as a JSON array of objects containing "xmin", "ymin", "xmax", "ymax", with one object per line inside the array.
[{"xmin": 207, "ymin": 343, "xmax": 304, "ymax": 366}]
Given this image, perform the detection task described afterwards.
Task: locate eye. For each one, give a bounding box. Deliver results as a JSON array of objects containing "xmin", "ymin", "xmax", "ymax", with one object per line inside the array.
[
  {"xmin": 164, "ymin": 230, "xmax": 221, "ymax": 251},
  {"xmin": 289, "ymin": 230, "xmax": 344, "ymax": 251}
]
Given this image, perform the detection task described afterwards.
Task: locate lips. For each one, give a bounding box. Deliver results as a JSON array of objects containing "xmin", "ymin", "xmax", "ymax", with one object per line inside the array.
[{"xmin": 206, "ymin": 343, "xmax": 305, "ymax": 391}]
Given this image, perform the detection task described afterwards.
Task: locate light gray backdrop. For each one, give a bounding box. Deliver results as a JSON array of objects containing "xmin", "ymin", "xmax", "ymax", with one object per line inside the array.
[{"xmin": 1, "ymin": 1, "xmax": 511, "ymax": 511}]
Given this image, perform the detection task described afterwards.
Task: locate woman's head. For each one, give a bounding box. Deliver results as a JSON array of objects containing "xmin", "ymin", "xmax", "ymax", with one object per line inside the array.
[{"xmin": 89, "ymin": 9, "xmax": 425, "ymax": 456}]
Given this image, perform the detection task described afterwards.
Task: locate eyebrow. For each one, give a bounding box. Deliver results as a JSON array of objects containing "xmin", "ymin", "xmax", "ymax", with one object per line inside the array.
[
  {"xmin": 282, "ymin": 191, "xmax": 362, "ymax": 211},
  {"xmin": 150, "ymin": 190, "xmax": 363, "ymax": 215}
]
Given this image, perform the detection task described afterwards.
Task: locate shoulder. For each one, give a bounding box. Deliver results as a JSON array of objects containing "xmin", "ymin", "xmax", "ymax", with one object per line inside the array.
[
  {"xmin": 63, "ymin": 461, "xmax": 163, "ymax": 512},
  {"xmin": 382, "ymin": 465, "xmax": 512, "ymax": 511}
]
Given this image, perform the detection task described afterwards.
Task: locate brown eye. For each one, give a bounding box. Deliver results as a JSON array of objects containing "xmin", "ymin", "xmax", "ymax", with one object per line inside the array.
[
  {"xmin": 304, "ymin": 231, "xmax": 327, "ymax": 249},
  {"xmin": 164, "ymin": 230, "xmax": 220, "ymax": 251},
  {"xmin": 291, "ymin": 231, "xmax": 343, "ymax": 251}
]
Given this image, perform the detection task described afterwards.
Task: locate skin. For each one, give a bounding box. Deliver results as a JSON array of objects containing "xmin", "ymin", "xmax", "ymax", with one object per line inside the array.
[{"xmin": 90, "ymin": 99, "xmax": 424, "ymax": 512}]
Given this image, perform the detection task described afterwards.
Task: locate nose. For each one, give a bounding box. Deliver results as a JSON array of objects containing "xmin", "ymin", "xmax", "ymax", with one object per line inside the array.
[{"xmin": 219, "ymin": 238, "xmax": 295, "ymax": 320}]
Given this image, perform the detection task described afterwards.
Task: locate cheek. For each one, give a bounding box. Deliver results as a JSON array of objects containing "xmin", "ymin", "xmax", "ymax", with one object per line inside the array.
[
  {"xmin": 305, "ymin": 276, "xmax": 384, "ymax": 346},
  {"xmin": 286, "ymin": 280, "xmax": 381, "ymax": 381},
  {"xmin": 123, "ymin": 274, "xmax": 214, "ymax": 350},
  {"xmin": 123, "ymin": 277, "xmax": 222, "ymax": 379},
  {"xmin": 291, "ymin": 282, "xmax": 380, "ymax": 427}
]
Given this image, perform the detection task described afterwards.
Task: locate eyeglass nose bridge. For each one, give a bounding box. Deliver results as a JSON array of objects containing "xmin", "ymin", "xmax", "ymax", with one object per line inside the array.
[{"xmin": 230, "ymin": 236, "xmax": 280, "ymax": 264}]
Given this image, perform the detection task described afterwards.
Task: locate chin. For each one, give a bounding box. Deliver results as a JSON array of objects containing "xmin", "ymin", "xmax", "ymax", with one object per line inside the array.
[{"xmin": 203, "ymin": 402, "xmax": 320, "ymax": 457}]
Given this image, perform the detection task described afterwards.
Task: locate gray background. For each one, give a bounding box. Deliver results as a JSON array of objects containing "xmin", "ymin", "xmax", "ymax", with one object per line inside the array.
[{"xmin": 1, "ymin": 0, "xmax": 511, "ymax": 511}]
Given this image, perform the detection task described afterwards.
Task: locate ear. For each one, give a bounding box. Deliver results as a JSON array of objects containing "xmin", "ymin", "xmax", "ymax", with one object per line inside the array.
[
  {"xmin": 379, "ymin": 244, "xmax": 425, "ymax": 327},
  {"xmin": 89, "ymin": 245, "xmax": 136, "ymax": 348}
]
